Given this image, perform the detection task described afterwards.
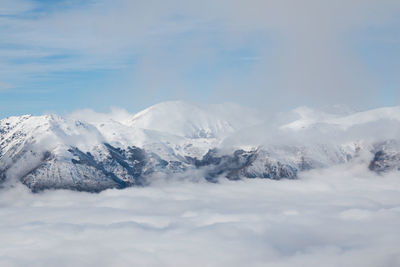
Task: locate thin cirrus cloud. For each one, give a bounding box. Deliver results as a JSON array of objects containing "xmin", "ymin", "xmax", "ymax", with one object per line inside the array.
[
  {"xmin": 0, "ymin": 0, "xmax": 34, "ymax": 15},
  {"xmin": 0, "ymin": 82, "xmax": 14, "ymax": 91},
  {"xmin": 0, "ymin": 0, "xmax": 400, "ymax": 118}
]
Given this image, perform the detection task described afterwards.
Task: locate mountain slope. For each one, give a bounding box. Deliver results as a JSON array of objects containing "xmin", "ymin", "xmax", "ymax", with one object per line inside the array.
[{"xmin": 1, "ymin": 102, "xmax": 399, "ymax": 192}]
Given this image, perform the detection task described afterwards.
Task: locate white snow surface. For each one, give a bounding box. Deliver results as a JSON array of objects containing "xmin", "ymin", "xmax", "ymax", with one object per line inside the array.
[
  {"xmin": 1, "ymin": 101, "xmax": 400, "ymax": 185},
  {"xmin": 1, "ymin": 102, "xmax": 400, "ymax": 160},
  {"xmin": 282, "ymin": 106, "xmax": 400, "ymax": 131},
  {"xmin": 67, "ymin": 101, "xmax": 264, "ymax": 158}
]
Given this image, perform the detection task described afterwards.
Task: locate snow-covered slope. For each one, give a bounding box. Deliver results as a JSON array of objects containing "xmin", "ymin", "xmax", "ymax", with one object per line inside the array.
[
  {"xmin": 130, "ymin": 101, "xmax": 231, "ymax": 138},
  {"xmin": 1, "ymin": 102, "xmax": 399, "ymax": 192},
  {"xmin": 282, "ymin": 106, "xmax": 400, "ymax": 130}
]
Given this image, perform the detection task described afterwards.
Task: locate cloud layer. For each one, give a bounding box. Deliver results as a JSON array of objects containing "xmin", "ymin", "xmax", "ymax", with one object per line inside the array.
[{"xmin": 0, "ymin": 163, "xmax": 399, "ymax": 267}]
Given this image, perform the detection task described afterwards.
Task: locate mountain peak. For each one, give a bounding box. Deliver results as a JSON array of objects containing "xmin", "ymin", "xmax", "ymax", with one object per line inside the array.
[
  {"xmin": 129, "ymin": 101, "xmax": 235, "ymax": 139},
  {"xmin": 1, "ymin": 103, "xmax": 400, "ymax": 192}
]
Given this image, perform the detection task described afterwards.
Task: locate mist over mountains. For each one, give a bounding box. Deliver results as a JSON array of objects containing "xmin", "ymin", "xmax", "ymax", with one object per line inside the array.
[{"xmin": 1, "ymin": 101, "xmax": 399, "ymax": 192}]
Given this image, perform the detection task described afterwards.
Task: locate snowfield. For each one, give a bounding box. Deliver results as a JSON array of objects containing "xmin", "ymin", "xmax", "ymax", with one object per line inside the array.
[
  {"xmin": 0, "ymin": 164, "xmax": 399, "ymax": 267},
  {"xmin": 1, "ymin": 101, "xmax": 400, "ymax": 191}
]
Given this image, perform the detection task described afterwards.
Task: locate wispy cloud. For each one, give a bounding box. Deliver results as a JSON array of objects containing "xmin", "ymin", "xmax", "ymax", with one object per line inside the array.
[
  {"xmin": 0, "ymin": 0, "xmax": 400, "ymax": 117},
  {"xmin": 0, "ymin": 81, "xmax": 14, "ymax": 91},
  {"xmin": 0, "ymin": 0, "xmax": 34, "ymax": 15}
]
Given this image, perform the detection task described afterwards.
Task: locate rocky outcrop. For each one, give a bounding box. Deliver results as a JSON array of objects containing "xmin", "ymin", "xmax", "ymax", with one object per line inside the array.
[{"xmin": 1, "ymin": 102, "xmax": 400, "ymax": 192}]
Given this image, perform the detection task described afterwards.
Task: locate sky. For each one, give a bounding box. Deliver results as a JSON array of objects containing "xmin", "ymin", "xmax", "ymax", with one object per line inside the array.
[{"xmin": 0, "ymin": 0, "xmax": 400, "ymax": 118}]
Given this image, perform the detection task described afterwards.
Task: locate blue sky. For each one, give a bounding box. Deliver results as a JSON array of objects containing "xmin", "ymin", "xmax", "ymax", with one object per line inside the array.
[{"xmin": 0, "ymin": 0, "xmax": 399, "ymax": 118}]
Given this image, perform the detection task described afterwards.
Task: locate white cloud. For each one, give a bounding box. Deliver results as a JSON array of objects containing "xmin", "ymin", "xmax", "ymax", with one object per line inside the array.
[
  {"xmin": 0, "ymin": 164, "xmax": 399, "ymax": 266},
  {"xmin": 0, "ymin": 0, "xmax": 34, "ymax": 15},
  {"xmin": 68, "ymin": 107, "xmax": 133, "ymax": 125},
  {"xmin": 0, "ymin": 82, "xmax": 14, "ymax": 91},
  {"xmin": 1, "ymin": 0, "xmax": 400, "ymax": 111}
]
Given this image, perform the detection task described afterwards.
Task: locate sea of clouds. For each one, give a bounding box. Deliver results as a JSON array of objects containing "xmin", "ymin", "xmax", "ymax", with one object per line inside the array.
[{"xmin": 0, "ymin": 162, "xmax": 399, "ymax": 267}]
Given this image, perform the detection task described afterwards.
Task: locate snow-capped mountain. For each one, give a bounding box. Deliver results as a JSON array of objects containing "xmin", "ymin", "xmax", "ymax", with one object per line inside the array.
[{"xmin": 0, "ymin": 101, "xmax": 399, "ymax": 192}]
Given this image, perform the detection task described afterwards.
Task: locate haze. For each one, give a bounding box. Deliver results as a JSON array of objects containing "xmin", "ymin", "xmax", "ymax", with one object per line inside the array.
[{"xmin": 0, "ymin": 0, "xmax": 399, "ymax": 118}]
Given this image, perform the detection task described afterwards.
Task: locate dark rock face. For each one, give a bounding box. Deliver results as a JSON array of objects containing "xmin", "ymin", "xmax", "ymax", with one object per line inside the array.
[
  {"xmin": 186, "ymin": 148, "xmax": 298, "ymax": 182},
  {"xmin": 18, "ymin": 145, "xmax": 304, "ymax": 192},
  {"xmin": 0, "ymin": 170, "xmax": 5, "ymax": 183},
  {"xmin": 13, "ymin": 143, "xmax": 189, "ymax": 192},
  {"xmin": 65, "ymin": 144, "xmax": 300, "ymax": 191},
  {"xmin": 262, "ymin": 160, "xmax": 297, "ymax": 180},
  {"xmin": 67, "ymin": 144, "xmax": 182, "ymax": 189},
  {"xmin": 69, "ymin": 146, "xmax": 131, "ymax": 188},
  {"xmin": 369, "ymin": 150, "xmax": 400, "ymax": 173},
  {"xmin": 3, "ymin": 140, "xmax": 400, "ymax": 193},
  {"xmin": 368, "ymin": 141, "xmax": 400, "ymax": 173}
]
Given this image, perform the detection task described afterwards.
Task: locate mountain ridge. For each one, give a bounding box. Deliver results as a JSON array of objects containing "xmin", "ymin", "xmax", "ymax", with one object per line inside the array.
[{"xmin": 1, "ymin": 102, "xmax": 399, "ymax": 192}]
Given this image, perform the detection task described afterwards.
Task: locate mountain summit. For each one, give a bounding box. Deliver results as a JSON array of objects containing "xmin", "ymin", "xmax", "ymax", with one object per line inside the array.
[{"xmin": 1, "ymin": 102, "xmax": 399, "ymax": 192}]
